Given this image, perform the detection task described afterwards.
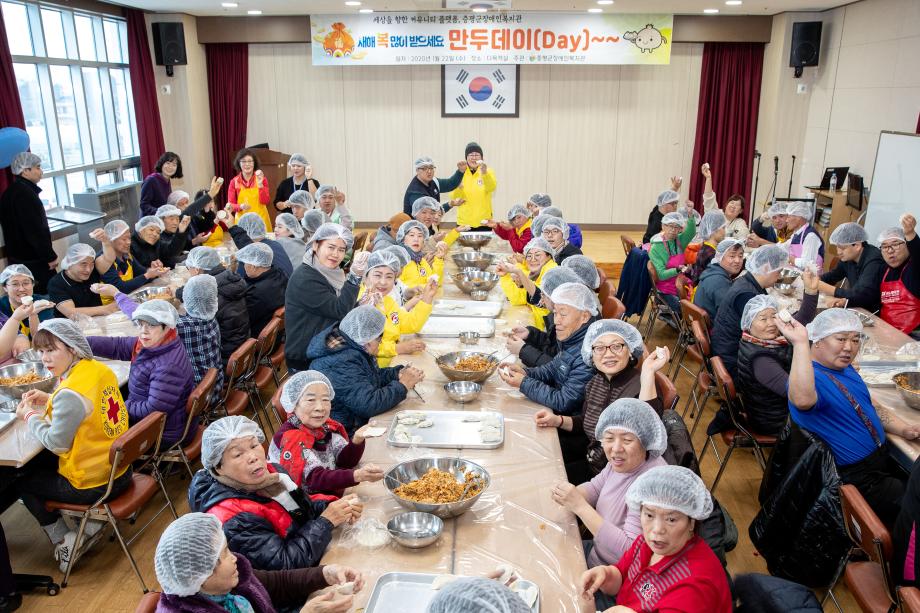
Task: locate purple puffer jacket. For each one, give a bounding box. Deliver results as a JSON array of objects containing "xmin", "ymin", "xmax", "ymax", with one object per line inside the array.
[
  {"xmin": 88, "ymin": 334, "xmax": 195, "ymax": 446},
  {"xmin": 155, "ymin": 553, "xmax": 274, "ymax": 613}
]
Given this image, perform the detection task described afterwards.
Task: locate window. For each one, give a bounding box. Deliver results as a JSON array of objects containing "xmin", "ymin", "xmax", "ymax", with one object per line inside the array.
[{"xmin": 2, "ymin": 1, "xmax": 141, "ymax": 209}]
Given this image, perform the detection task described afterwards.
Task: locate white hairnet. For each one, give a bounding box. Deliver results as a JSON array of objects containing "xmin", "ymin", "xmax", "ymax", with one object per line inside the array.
[
  {"xmin": 506, "ymin": 204, "xmax": 529, "ymax": 221},
  {"xmin": 541, "ymin": 206, "xmax": 563, "ymax": 219},
  {"xmin": 713, "ymin": 238, "xmax": 744, "ymax": 264},
  {"xmin": 301, "ymin": 209, "xmax": 328, "ymax": 234},
  {"xmin": 132, "ymin": 299, "xmax": 178, "ymax": 329},
  {"xmin": 878, "ymin": 227, "xmax": 906, "ymax": 244},
  {"xmin": 528, "ymin": 193, "xmax": 552, "ymax": 208},
  {"xmin": 167, "ymin": 190, "xmax": 189, "ymax": 207},
  {"xmin": 238, "ymin": 212, "xmax": 267, "ymax": 241},
  {"xmin": 740, "ymin": 294, "xmax": 779, "ymax": 331},
  {"xmin": 315, "ymin": 184, "xmax": 336, "ymax": 200},
  {"xmin": 366, "ymin": 250, "xmax": 401, "ymax": 275},
  {"xmin": 288, "ymin": 153, "xmax": 308, "ymax": 167},
  {"xmin": 806, "ymin": 307, "xmax": 863, "ymax": 342},
  {"xmin": 427, "ymin": 577, "xmax": 530, "ymax": 613},
  {"xmin": 397, "ymin": 220, "xmax": 427, "ymax": 244},
  {"xmin": 530, "ymin": 215, "xmax": 555, "ymax": 238},
  {"xmin": 385, "ymin": 245, "xmax": 411, "ymax": 270},
  {"xmin": 660, "ymin": 212, "xmax": 686, "ymax": 228},
  {"xmin": 698, "ymin": 211, "xmax": 727, "ymax": 241},
  {"xmin": 186, "ymin": 246, "xmax": 221, "ymax": 271},
  {"xmin": 786, "ymin": 201, "xmax": 813, "ymax": 220},
  {"xmin": 550, "ymin": 282, "xmax": 599, "ymax": 316},
  {"xmin": 767, "ymin": 201, "xmax": 788, "ymax": 218},
  {"xmin": 155, "ymin": 204, "xmax": 182, "ymax": 219},
  {"xmin": 182, "ymin": 274, "xmax": 218, "ymax": 320},
  {"xmin": 280, "ymin": 370, "xmax": 335, "ymax": 413},
  {"xmin": 37, "ymin": 319, "xmax": 92, "ymax": 359},
  {"xmin": 340, "ymin": 305, "xmax": 386, "ymax": 346},
  {"xmin": 236, "ymin": 242, "xmax": 274, "ymax": 268},
  {"xmin": 540, "ymin": 267, "xmax": 581, "ymax": 296},
  {"xmin": 11, "ymin": 152, "xmax": 41, "ymax": 175},
  {"xmin": 154, "ymin": 513, "xmax": 227, "ymax": 597},
  {"xmin": 561, "ymin": 255, "xmax": 600, "ymax": 289},
  {"xmin": 626, "ymin": 465, "xmax": 713, "ymax": 520},
  {"xmin": 656, "ymin": 189, "xmax": 680, "ymax": 208},
  {"xmin": 61, "ymin": 243, "xmax": 96, "ymax": 269},
  {"xmin": 412, "ymin": 196, "xmax": 441, "ymax": 218},
  {"xmin": 289, "ymin": 190, "xmax": 314, "ymax": 209},
  {"xmin": 581, "ymin": 319, "xmax": 644, "ymax": 364},
  {"xmin": 595, "ymin": 398, "xmax": 668, "ymax": 458},
  {"xmin": 307, "ymin": 222, "xmax": 354, "ymax": 249},
  {"xmin": 135, "ymin": 216, "xmax": 165, "ymax": 233},
  {"xmin": 201, "ymin": 415, "xmax": 265, "ymax": 472},
  {"xmin": 0, "ymin": 264, "xmax": 34, "ymax": 286},
  {"xmin": 523, "ymin": 237, "xmax": 556, "ymax": 258},
  {"xmin": 104, "ymin": 219, "xmax": 130, "ymax": 241},
  {"xmin": 745, "ymin": 244, "xmax": 788, "ymax": 276},
  {"xmin": 539, "ymin": 216, "xmax": 570, "ymax": 240},
  {"xmin": 829, "ymin": 222, "xmax": 867, "ymax": 245},
  {"xmin": 275, "ymin": 212, "xmax": 305, "ymax": 239},
  {"xmin": 414, "ymin": 156, "xmax": 435, "ymax": 170}
]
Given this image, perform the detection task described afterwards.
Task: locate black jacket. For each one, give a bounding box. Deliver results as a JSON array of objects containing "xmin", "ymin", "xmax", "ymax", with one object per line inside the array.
[
  {"xmin": 710, "ymin": 273, "xmax": 766, "ymax": 375},
  {"xmin": 402, "ymin": 171, "xmax": 463, "ymax": 215},
  {"xmin": 819, "ymin": 243, "xmax": 885, "ymax": 311},
  {"xmin": 0, "ymin": 176, "xmax": 56, "ymax": 265},
  {"xmin": 519, "ymin": 320, "xmax": 594, "ymax": 415},
  {"xmin": 273, "ymin": 176, "xmax": 319, "ymax": 209},
  {"xmin": 553, "ymin": 242, "xmax": 583, "ymax": 264},
  {"xmin": 520, "ymin": 312, "xmax": 557, "ymax": 367},
  {"xmin": 284, "ymin": 264, "xmax": 360, "ymax": 372},
  {"xmin": 244, "ymin": 266, "xmax": 288, "ymax": 337},
  {"xmin": 130, "ymin": 232, "xmax": 160, "ymax": 269},
  {"xmin": 642, "ymin": 206, "xmax": 664, "ymax": 244},
  {"xmin": 157, "ymin": 230, "xmax": 189, "ymax": 268}
]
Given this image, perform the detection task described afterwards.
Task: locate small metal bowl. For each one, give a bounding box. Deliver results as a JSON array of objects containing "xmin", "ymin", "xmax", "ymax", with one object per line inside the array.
[
  {"xmin": 444, "ymin": 380, "xmax": 482, "ymax": 402},
  {"xmin": 452, "ymin": 269, "xmax": 501, "ymax": 294},
  {"xmin": 386, "ymin": 512, "xmax": 444, "ymax": 549},
  {"xmin": 457, "ymin": 233, "xmax": 493, "ymax": 250},
  {"xmin": 451, "ymin": 251, "xmax": 496, "ymax": 271},
  {"xmin": 470, "ymin": 290, "xmax": 489, "ymax": 301},
  {"xmin": 16, "ymin": 349, "xmax": 43, "ymax": 363},
  {"xmin": 777, "ymin": 267, "xmax": 802, "ymax": 286},
  {"xmin": 894, "ymin": 372, "xmax": 920, "ymax": 410},
  {"xmin": 459, "ymin": 331, "xmax": 480, "ymax": 345},
  {"xmin": 0, "ymin": 363, "xmax": 56, "ymax": 400},
  {"xmin": 774, "ymin": 282, "xmax": 796, "ymax": 297}
]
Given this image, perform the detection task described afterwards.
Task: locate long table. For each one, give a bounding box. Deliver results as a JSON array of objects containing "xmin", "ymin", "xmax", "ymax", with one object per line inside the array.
[{"xmin": 318, "ymin": 241, "xmax": 588, "ymax": 612}]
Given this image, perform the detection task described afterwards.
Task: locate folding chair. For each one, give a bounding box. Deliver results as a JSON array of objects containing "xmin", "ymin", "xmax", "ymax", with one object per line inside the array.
[
  {"xmin": 620, "ymin": 234, "xmax": 636, "ymax": 257},
  {"xmin": 654, "ymin": 371, "xmax": 679, "ymax": 413},
  {"xmin": 153, "ymin": 368, "xmax": 218, "ymax": 478},
  {"xmin": 44, "ymin": 412, "xmax": 177, "ymax": 590},
  {"xmin": 216, "ymin": 339, "xmax": 267, "ymax": 431},
  {"xmin": 601, "ymin": 295, "xmax": 627, "ymax": 320},
  {"xmin": 899, "ymin": 587, "xmax": 920, "ymax": 613},
  {"xmin": 681, "ymin": 320, "xmax": 717, "ymax": 435},
  {"xmin": 643, "ymin": 262, "xmax": 680, "ymax": 338},
  {"xmin": 253, "ymin": 318, "xmax": 284, "ymax": 426},
  {"xmin": 667, "ymin": 299, "xmax": 709, "ymax": 383}
]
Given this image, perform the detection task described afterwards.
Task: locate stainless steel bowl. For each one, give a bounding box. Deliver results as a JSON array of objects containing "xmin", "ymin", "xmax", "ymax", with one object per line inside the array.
[
  {"xmin": 15, "ymin": 349, "xmax": 43, "ymax": 363},
  {"xmin": 470, "ymin": 290, "xmax": 489, "ymax": 301},
  {"xmin": 130, "ymin": 287, "xmax": 173, "ymax": 304},
  {"xmin": 386, "ymin": 512, "xmax": 444, "ymax": 548},
  {"xmin": 774, "ymin": 283, "xmax": 796, "ymax": 297},
  {"xmin": 894, "ymin": 372, "xmax": 920, "ymax": 410},
  {"xmin": 777, "ymin": 268, "xmax": 801, "ymax": 285},
  {"xmin": 435, "ymin": 351, "xmax": 501, "ymax": 383},
  {"xmin": 457, "ymin": 233, "xmax": 493, "ymax": 250},
  {"xmin": 443, "ymin": 380, "xmax": 482, "ymax": 402},
  {"xmin": 385, "ymin": 457, "xmax": 491, "ymax": 519},
  {"xmin": 452, "ymin": 269, "xmax": 500, "ymax": 294},
  {"xmin": 0, "ymin": 363, "xmax": 56, "ymax": 400},
  {"xmin": 459, "ymin": 331, "xmax": 480, "ymax": 345},
  {"xmin": 451, "ymin": 252, "xmax": 496, "ymax": 271}
]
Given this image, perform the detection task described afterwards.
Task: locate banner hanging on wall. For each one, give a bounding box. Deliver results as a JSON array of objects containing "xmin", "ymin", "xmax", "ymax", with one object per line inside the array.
[{"xmin": 310, "ymin": 13, "xmax": 673, "ymax": 66}]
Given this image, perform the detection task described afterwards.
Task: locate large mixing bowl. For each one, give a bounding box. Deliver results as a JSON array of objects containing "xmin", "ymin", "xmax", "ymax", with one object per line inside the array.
[
  {"xmin": 457, "ymin": 233, "xmax": 493, "ymax": 250},
  {"xmin": 452, "ymin": 269, "xmax": 500, "ymax": 294},
  {"xmin": 894, "ymin": 372, "xmax": 920, "ymax": 410},
  {"xmin": 0, "ymin": 363, "xmax": 56, "ymax": 400},
  {"xmin": 777, "ymin": 268, "xmax": 801, "ymax": 286},
  {"xmin": 15, "ymin": 349, "xmax": 43, "ymax": 364},
  {"xmin": 385, "ymin": 457, "xmax": 490, "ymax": 519},
  {"xmin": 435, "ymin": 351, "xmax": 501, "ymax": 383},
  {"xmin": 386, "ymin": 512, "xmax": 443, "ymax": 548},
  {"xmin": 451, "ymin": 251, "xmax": 496, "ymax": 271},
  {"xmin": 774, "ymin": 283, "xmax": 796, "ymax": 297}
]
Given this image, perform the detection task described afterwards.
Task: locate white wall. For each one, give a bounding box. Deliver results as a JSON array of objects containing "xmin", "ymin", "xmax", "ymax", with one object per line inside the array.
[{"xmin": 246, "ymin": 43, "xmax": 703, "ymax": 226}]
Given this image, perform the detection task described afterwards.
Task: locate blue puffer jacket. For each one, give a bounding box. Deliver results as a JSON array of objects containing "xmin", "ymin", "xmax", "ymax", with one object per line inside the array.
[
  {"xmin": 520, "ymin": 320, "xmax": 593, "ymax": 415},
  {"xmin": 568, "ymin": 223, "xmax": 583, "ymax": 248},
  {"xmin": 307, "ymin": 324, "xmax": 408, "ymax": 434},
  {"xmin": 88, "ymin": 334, "xmax": 195, "ymax": 446},
  {"xmin": 188, "ymin": 464, "xmax": 333, "ymax": 571}
]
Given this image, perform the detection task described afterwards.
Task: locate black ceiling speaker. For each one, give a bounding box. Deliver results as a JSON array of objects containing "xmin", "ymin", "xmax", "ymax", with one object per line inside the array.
[
  {"xmin": 789, "ymin": 21, "xmax": 822, "ymax": 78},
  {"xmin": 152, "ymin": 22, "xmax": 187, "ymax": 77}
]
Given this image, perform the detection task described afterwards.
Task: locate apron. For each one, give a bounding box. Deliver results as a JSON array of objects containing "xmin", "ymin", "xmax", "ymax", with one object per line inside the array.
[
  {"xmin": 788, "ymin": 225, "xmax": 824, "ymax": 269},
  {"xmin": 203, "ymin": 225, "xmax": 225, "ymax": 247},
  {"xmin": 880, "ymin": 265, "xmax": 920, "ymax": 334},
  {"xmin": 101, "ymin": 257, "xmax": 135, "ymax": 305},
  {"xmin": 656, "ymin": 239, "xmax": 684, "ymax": 296},
  {"xmin": 235, "ymin": 178, "xmax": 273, "ymax": 231}
]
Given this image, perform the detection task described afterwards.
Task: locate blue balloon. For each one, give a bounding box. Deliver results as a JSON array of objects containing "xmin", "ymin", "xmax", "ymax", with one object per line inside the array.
[{"xmin": 0, "ymin": 127, "xmax": 31, "ymax": 169}]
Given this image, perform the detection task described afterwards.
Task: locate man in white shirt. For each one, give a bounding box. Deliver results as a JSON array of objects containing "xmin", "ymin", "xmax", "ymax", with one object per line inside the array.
[{"xmin": 785, "ymin": 200, "xmax": 824, "ymax": 269}]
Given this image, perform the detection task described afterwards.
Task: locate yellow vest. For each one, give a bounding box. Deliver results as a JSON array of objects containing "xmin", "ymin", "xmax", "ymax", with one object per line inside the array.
[
  {"xmin": 499, "ymin": 260, "xmax": 557, "ymax": 330},
  {"xmin": 235, "ymin": 183, "xmax": 273, "ymax": 231},
  {"xmin": 516, "ymin": 219, "xmax": 533, "ymax": 237},
  {"xmin": 399, "ymin": 256, "xmax": 444, "ymax": 290},
  {"xmin": 375, "ymin": 294, "xmax": 433, "ymax": 366},
  {"xmin": 101, "ymin": 257, "xmax": 135, "ymax": 306},
  {"xmin": 49, "ymin": 360, "xmax": 129, "ymax": 489},
  {"xmin": 451, "ymin": 167, "xmax": 497, "ymax": 227}
]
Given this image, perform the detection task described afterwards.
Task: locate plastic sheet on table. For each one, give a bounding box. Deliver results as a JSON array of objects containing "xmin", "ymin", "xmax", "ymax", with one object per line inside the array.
[{"xmin": 897, "ymin": 342, "xmax": 920, "ymax": 358}]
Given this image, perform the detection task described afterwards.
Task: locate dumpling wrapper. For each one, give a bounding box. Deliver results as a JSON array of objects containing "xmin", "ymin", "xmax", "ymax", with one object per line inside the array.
[
  {"xmin": 510, "ymin": 580, "xmax": 539, "ymax": 608},
  {"xmin": 495, "ymin": 563, "xmax": 515, "ymax": 585},
  {"xmin": 480, "ymin": 426, "xmax": 501, "ymax": 444},
  {"xmin": 461, "ymin": 414, "xmax": 483, "ymax": 422},
  {"xmin": 336, "ymin": 581, "xmax": 355, "ymax": 595}
]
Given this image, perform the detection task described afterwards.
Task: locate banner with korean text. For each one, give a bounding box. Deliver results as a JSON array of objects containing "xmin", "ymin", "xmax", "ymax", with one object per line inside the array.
[{"xmin": 310, "ymin": 13, "xmax": 673, "ymax": 66}]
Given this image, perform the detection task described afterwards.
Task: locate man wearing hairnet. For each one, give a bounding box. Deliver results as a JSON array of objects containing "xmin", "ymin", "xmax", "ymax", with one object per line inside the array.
[
  {"xmin": 785, "ymin": 200, "xmax": 825, "ymax": 269},
  {"xmin": 535, "ymin": 204, "xmax": 584, "ymax": 248},
  {"xmin": 0, "ymin": 152, "xmax": 58, "ymax": 292},
  {"xmin": 236, "ymin": 243, "xmax": 288, "ymax": 337},
  {"xmin": 693, "ymin": 238, "xmax": 745, "ymax": 321},
  {"xmin": 748, "ymin": 200, "xmax": 792, "ymax": 247},
  {"xmin": 226, "ymin": 212, "xmax": 294, "ymax": 278},
  {"xmin": 508, "ymin": 266, "xmax": 583, "ymax": 367},
  {"xmin": 780, "ymin": 308, "xmax": 919, "ymax": 527},
  {"xmin": 314, "ymin": 185, "xmax": 355, "ymax": 232},
  {"xmin": 642, "ymin": 175, "xmax": 684, "ymax": 244},
  {"xmin": 273, "ymin": 153, "xmax": 320, "ymax": 211},
  {"xmin": 93, "ymin": 220, "xmax": 168, "ymax": 304},
  {"xmin": 877, "ymin": 214, "xmax": 920, "ymax": 336},
  {"xmin": 816, "ymin": 222, "xmax": 885, "ymax": 311},
  {"xmin": 46, "ymin": 243, "xmax": 118, "ymax": 318},
  {"xmin": 402, "ymin": 156, "xmax": 466, "ymax": 216}
]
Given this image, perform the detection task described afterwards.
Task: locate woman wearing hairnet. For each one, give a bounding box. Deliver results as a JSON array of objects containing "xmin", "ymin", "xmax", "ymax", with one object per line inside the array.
[
  {"xmin": 226, "ymin": 212, "xmax": 294, "ymax": 278},
  {"xmin": 284, "ymin": 189, "xmax": 315, "ymax": 221},
  {"xmin": 485, "ymin": 203, "xmax": 533, "ymax": 253},
  {"xmin": 273, "ymin": 212, "xmax": 307, "ymax": 267},
  {"xmin": 188, "ymin": 416, "xmax": 361, "ymax": 570},
  {"xmin": 781, "ymin": 309, "xmax": 919, "ymax": 527},
  {"xmin": 85, "ymin": 300, "xmax": 195, "ymax": 447},
  {"xmin": 686, "ymin": 210, "xmax": 727, "ymax": 285},
  {"xmin": 0, "ymin": 264, "xmax": 55, "ymax": 341},
  {"xmin": 580, "ymin": 465, "xmax": 731, "ymax": 612},
  {"xmin": 692, "ymin": 238, "xmax": 745, "ymax": 322},
  {"xmin": 541, "ymin": 216, "xmax": 582, "ymax": 264},
  {"xmin": 154, "ymin": 512, "xmax": 362, "ymax": 613},
  {"xmin": 538, "ymin": 204, "xmax": 584, "ymax": 249},
  {"xmin": 817, "ymin": 222, "xmax": 886, "ymax": 311},
  {"xmin": 308, "ymin": 306, "xmax": 425, "ymax": 435},
  {"xmin": 227, "ymin": 148, "xmax": 272, "ymax": 231},
  {"xmin": 428, "ymin": 577, "xmax": 530, "ymax": 613},
  {"xmin": 46, "ymin": 243, "xmax": 118, "ymax": 319},
  {"xmin": 497, "ymin": 238, "xmax": 558, "ymax": 331},
  {"xmin": 649, "ymin": 210, "xmax": 696, "ymax": 318},
  {"xmin": 314, "ymin": 185, "xmax": 354, "ymax": 231},
  {"xmin": 274, "ymin": 153, "xmax": 320, "ymax": 211},
  {"xmin": 409, "ymin": 196, "xmax": 466, "ymax": 248},
  {"xmin": 13, "ymin": 319, "xmax": 131, "ymax": 572},
  {"xmin": 785, "ymin": 200, "xmax": 825, "ymax": 269},
  {"xmin": 154, "ymin": 204, "xmax": 192, "ymax": 268},
  {"xmin": 284, "ymin": 223, "xmax": 364, "ymax": 373},
  {"xmin": 236, "ymin": 243, "xmax": 288, "ymax": 337},
  {"xmin": 268, "ymin": 371, "xmax": 383, "ymax": 498},
  {"xmin": 699, "ymin": 163, "xmax": 749, "ymax": 240},
  {"xmin": 301, "ymin": 208, "xmax": 329, "ymax": 243},
  {"xmin": 92, "ymin": 220, "xmax": 168, "ymax": 305},
  {"xmin": 397, "ymin": 220, "xmax": 448, "ymax": 290},
  {"xmin": 129, "ymin": 215, "xmax": 170, "ymax": 270}
]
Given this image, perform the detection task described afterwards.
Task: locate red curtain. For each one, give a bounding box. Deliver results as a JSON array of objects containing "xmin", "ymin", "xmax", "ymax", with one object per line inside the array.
[
  {"xmin": 125, "ymin": 9, "xmax": 165, "ymax": 177},
  {"xmin": 206, "ymin": 43, "xmax": 248, "ymax": 203},
  {"xmin": 689, "ymin": 43, "xmax": 765, "ymax": 219},
  {"xmin": 0, "ymin": 7, "xmax": 27, "ymax": 194}
]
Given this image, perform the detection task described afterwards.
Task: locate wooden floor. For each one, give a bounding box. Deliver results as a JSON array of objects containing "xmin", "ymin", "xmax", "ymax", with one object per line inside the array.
[{"xmin": 2, "ymin": 230, "xmax": 858, "ymax": 612}]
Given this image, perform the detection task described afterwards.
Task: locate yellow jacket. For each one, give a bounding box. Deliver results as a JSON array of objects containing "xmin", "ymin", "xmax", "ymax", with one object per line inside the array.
[
  {"xmin": 499, "ymin": 260, "xmax": 557, "ymax": 330},
  {"xmin": 375, "ymin": 294, "xmax": 433, "ymax": 366},
  {"xmin": 400, "ymin": 256, "xmax": 444, "ymax": 290},
  {"xmin": 426, "ymin": 227, "xmax": 460, "ymax": 251},
  {"xmin": 451, "ymin": 167, "xmax": 497, "ymax": 227}
]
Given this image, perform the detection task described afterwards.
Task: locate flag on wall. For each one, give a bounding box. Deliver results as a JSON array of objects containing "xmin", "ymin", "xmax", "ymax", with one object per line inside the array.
[{"xmin": 442, "ymin": 64, "xmax": 519, "ymax": 117}]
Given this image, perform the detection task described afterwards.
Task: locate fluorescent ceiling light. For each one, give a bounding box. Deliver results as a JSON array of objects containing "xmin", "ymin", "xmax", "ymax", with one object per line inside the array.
[
  {"xmin": 247, "ymin": 9, "xmax": 262, "ymax": 14},
  {"xmin": 597, "ymin": 0, "xmax": 614, "ymax": 4},
  {"xmin": 703, "ymin": 8, "xmax": 719, "ymax": 13},
  {"xmin": 345, "ymin": 1, "xmax": 362, "ymax": 5},
  {"xmin": 588, "ymin": 8, "xmax": 602, "ymax": 12},
  {"xmin": 725, "ymin": 0, "xmax": 743, "ymax": 4},
  {"xmin": 221, "ymin": 2, "xmax": 238, "ymax": 7},
  {"xmin": 359, "ymin": 8, "xmax": 374, "ymax": 12}
]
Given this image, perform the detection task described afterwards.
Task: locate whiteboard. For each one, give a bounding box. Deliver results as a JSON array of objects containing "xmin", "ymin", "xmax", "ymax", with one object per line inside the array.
[{"xmin": 864, "ymin": 131, "xmax": 920, "ymax": 245}]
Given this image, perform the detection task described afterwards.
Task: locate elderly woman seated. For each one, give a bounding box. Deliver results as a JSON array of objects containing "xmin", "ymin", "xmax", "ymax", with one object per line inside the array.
[
  {"xmin": 189, "ymin": 416, "xmax": 361, "ymax": 570},
  {"xmin": 580, "ymin": 466, "xmax": 732, "ymax": 612},
  {"xmin": 154, "ymin": 204, "xmax": 191, "ymax": 268},
  {"xmin": 397, "ymin": 220, "xmax": 447, "ymax": 290},
  {"xmin": 486, "ymin": 204, "xmax": 533, "ymax": 253},
  {"xmin": 301, "ymin": 208, "xmax": 329, "ymax": 243},
  {"xmin": 410, "ymin": 196, "xmax": 467, "ymax": 248},
  {"xmin": 686, "ymin": 210, "xmax": 727, "ymax": 285},
  {"xmin": 274, "ymin": 212, "xmax": 308, "ymax": 267},
  {"xmin": 130, "ymin": 215, "xmax": 169, "ymax": 270},
  {"xmin": 308, "ymin": 306, "xmax": 425, "ymax": 435},
  {"xmin": 235, "ymin": 243, "xmax": 288, "ymax": 337},
  {"xmin": 535, "ymin": 320, "xmax": 667, "ymax": 479},
  {"xmin": 497, "ymin": 237, "xmax": 558, "ymax": 331},
  {"xmin": 229, "ymin": 212, "xmax": 294, "ymax": 278},
  {"xmin": 649, "ymin": 210, "xmax": 696, "ymax": 317}
]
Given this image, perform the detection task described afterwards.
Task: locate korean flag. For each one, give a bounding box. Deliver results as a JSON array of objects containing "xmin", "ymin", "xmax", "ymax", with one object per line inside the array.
[{"xmin": 444, "ymin": 64, "xmax": 517, "ymax": 116}]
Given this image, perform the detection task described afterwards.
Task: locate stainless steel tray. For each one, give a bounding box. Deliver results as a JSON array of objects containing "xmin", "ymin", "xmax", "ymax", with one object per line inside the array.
[
  {"xmin": 0, "ymin": 412, "xmax": 16, "ymax": 435},
  {"xmin": 431, "ymin": 299, "xmax": 503, "ymax": 319},
  {"xmin": 387, "ymin": 410, "xmax": 504, "ymax": 449},
  {"xmin": 364, "ymin": 572, "xmax": 539, "ymax": 612},
  {"xmin": 419, "ymin": 316, "xmax": 495, "ymax": 338},
  {"xmin": 859, "ymin": 360, "xmax": 920, "ymax": 387}
]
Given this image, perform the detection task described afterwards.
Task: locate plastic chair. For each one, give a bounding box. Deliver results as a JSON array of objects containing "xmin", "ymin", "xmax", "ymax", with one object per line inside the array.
[
  {"xmin": 620, "ymin": 234, "xmax": 636, "ymax": 257},
  {"xmin": 44, "ymin": 412, "xmax": 177, "ymax": 591},
  {"xmin": 135, "ymin": 592, "xmax": 160, "ymax": 613},
  {"xmin": 253, "ymin": 318, "xmax": 284, "ymax": 426},
  {"xmin": 899, "ymin": 587, "xmax": 920, "ymax": 613},
  {"xmin": 601, "ymin": 295, "xmax": 626, "ymax": 320},
  {"xmin": 352, "ymin": 232, "xmax": 368, "ymax": 253},
  {"xmin": 654, "ymin": 371, "xmax": 679, "ymax": 413},
  {"xmin": 216, "ymin": 339, "xmax": 266, "ymax": 431},
  {"xmin": 154, "ymin": 368, "xmax": 218, "ymax": 478},
  {"xmin": 667, "ymin": 299, "xmax": 709, "ymax": 382}
]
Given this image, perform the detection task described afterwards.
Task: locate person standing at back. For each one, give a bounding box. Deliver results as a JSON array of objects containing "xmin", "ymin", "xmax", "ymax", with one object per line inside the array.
[{"xmin": 450, "ymin": 143, "xmax": 497, "ymax": 230}]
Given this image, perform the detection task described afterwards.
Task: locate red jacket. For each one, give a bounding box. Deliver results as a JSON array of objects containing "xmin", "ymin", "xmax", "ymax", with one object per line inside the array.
[{"xmin": 494, "ymin": 223, "xmax": 533, "ymax": 253}]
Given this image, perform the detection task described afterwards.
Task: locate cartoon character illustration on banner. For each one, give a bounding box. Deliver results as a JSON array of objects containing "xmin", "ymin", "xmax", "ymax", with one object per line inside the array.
[
  {"xmin": 323, "ymin": 22, "xmax": 356, "ymax": 57},
  {"xmin": 623, "ymin": 24, "xmax": 667, "ymax": 53}
]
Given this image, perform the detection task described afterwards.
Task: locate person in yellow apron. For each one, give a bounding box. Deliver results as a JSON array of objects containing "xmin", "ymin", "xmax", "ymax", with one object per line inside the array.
[
  {"xmin": 397, "ymin": 220, "xmax": 446, "ymax": 290},
  {"xmin": 498, "ymin": 237, "xmax": 558, "ymax": 330},
  {"xmin": 410, "ymin": 196, "xmax": 470, "ymax": 249},
  {"xmin": 0, "ymin": 264, "xmax": 55, "ymax": 339},
  {"xmin": 14, "ymin": 318, "xmax": 131, "ymax": 569},
  {"xmin": 92, "ymin": 220, "xmax": 167, "ymax": 305},
  {"xmin": 450, "ymin": 142, "xmax": 497, "ymax": 229},
  {"xmin": 228, "ymin": 148, "xmax": 272, "ymax": 231}
]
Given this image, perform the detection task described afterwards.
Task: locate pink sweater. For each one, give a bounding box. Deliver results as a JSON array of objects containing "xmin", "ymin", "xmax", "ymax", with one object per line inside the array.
[{"xmin": 583, "ymin": 455, "xmax": 667, "ymax": 567}]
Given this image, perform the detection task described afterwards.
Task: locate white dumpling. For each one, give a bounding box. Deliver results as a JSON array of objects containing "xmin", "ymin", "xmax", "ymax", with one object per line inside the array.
[
  {"xmin": 417, "ymin": 419, "xmax": 434, "ymax": 428},
  {"xmin": 431, "ymin": 574, "xmax": 460, "ymax": 590},
  {"xmin": 510, "ymin": 580, "xmax": 539, "ymax": 608}
]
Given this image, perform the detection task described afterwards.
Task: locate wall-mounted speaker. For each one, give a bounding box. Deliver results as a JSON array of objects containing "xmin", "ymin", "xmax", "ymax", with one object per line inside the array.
[
  {"xmin": 789, "ymin": 21, "xmax": 822, "ymax": 78},
  {"xmin": 152, "ymin": 22, "xmax": 187, "ymax": 76}
]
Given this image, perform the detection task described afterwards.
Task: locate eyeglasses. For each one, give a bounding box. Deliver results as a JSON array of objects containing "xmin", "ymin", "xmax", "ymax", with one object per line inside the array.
[
  {"xmin": 592, "ymin": 342, "xmax": 628, "ymax": 356},
  {"xmin": 6, "ymin": 281, "xmax": 33, "ymax": 290},
  {"xmin": 880, "ymin": 241, "xmax": 906, "ymax": 253}
]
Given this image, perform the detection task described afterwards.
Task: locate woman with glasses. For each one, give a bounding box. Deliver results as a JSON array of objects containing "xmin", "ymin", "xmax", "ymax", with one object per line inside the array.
[
  {"xmin": 496, "ymin": 237, "xmax": 557, "ymax": 331},
  {"xmin": 0, "ymin": 264, "xmax": 54, "ymax": 341},
  {"xmin": 228, "ymin": 148, "xmax": 272, "ymax": 231}
]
